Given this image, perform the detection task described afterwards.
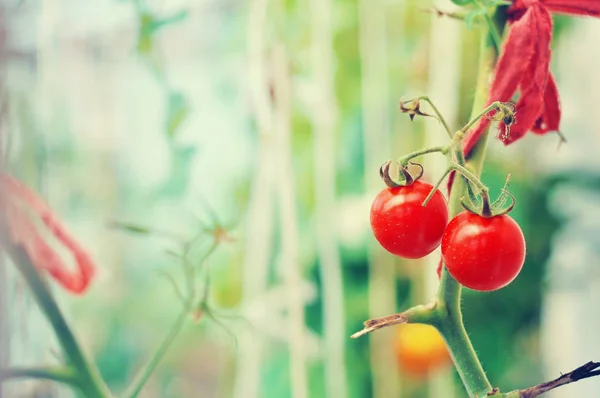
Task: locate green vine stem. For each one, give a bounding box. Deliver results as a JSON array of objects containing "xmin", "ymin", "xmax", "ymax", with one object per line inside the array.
[
  {"xmin": 3, "ymin": 245, "xmax": 112, "ymax": 398},
  {"xmin": 398, "ymin": 145, "xmax": 448, "ymax": 166},
  {"xmin": 456, "ymin": 100, "xmax": 512, "ymax": 139},
  {"xmin": 123, "ymin": 305, "xmax": 191, "ymax": 398},
  {"xmin": 434, "ymin": 13, "xmax": 506, "ymax": 397}
]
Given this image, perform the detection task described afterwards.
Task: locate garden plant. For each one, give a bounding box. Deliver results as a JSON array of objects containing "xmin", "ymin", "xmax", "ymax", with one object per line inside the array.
[{"xmin": 353, "ymin": 0, "xmax": 600, "ymax": 397}]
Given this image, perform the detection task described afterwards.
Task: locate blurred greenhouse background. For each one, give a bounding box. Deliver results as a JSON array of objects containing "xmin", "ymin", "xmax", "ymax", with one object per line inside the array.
[{"xmin": 1, "ymin": 0, "xmax": 600, "ymax": 397}]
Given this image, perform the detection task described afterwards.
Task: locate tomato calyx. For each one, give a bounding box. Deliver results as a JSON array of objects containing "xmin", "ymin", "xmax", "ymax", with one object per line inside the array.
[
  {"xmin": 399, "ymin": 98, "xmax": 433, "ymax": 121},
  {"xmin": 379, "ymin": 160, "xmax": 424, "ymax": 188},
  {"xmin": 460, "ymin": 174, "xmax": 515, "ymax": 218}
]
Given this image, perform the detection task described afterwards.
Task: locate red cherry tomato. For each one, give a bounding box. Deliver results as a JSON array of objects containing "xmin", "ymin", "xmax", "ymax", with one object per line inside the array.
[
  {"xmin": 370, "ymin": 181, "xmax": 448, "ymax": 259},
  {"xmin": 441, "ymin": 211, "xmax": 526, "ymax": 291}
]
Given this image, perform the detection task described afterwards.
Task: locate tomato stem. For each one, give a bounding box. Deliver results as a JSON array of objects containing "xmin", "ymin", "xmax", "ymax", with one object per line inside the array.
[
  {"xmin": 450, "ymin": 163, "xmax": 489, "ymax": 195},
  {"xmin": 417, "ymin": 96, "xmax": 454, "ymax": 139},
  {"xmin": 422, "ymin": 167, "xmax": 452, "ymax": 207},
  {"xmin": 434, "ymin": 14, "xmax": 506, "ymax": 397},
  {"xmin": 397, "ymin": 145, "xmax": 448, "ymax": 167},
  {"xmin": 456, "ymin": 101, "xmax": 499, "ymax": 137}
]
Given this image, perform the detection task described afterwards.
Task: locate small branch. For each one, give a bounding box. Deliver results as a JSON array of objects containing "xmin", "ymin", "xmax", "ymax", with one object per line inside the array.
[
  {"xmin": 397, "ymin": 145, "xmax": 448, "ymax": 167},
  {"xmin": 458, "ymin": 101, "xmax": 503, "ymax": 136},
  {"xmin": 351, "ymin": 302, "xmax": 437, "ymax": 339},
  {"xmin": 122, "ymin": 306, "xmax": 191, "ymax": 398},
  {"xmin": 506, "ymin": 361, "xmax": 600, "ymax": 398},
  {"xmin": 1, "ymin": 366, "xmax": 78, "ymax": 385},
  {"xmin": 422, "ymin": 7, "xmax": 467, "ymax": 21},
  {"xmin": 418, "ymin": 96, "xmax": 454, "ymax": 139}
]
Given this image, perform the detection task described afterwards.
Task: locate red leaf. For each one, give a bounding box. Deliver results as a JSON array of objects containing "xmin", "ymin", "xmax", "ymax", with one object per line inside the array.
[
  {"xmin": 502, "ymin": 4, "xmax": 553, "ymax": 144},
  {"xmin": 532, "ymin": 72, "xmax": 561, "ymax": 135},
  {"xmin": 462, "ymin": 7, "xmax": 537, "ymax": 156},
  {"xmin": 543, "ymin": 0, "xmax": 600, "ymax": 16},
  {"xmin": 1, "ymin": 174, "xmax": 96, "ymax": 294}
]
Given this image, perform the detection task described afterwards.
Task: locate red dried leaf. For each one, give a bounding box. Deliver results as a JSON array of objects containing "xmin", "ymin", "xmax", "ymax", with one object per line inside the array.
[
  {"xmin": 502, "ymin": 4, "xmax": 553, "ymax": 144},
  {"xmin": 462, "ymin": 6, "xmax": 537, "ymax": 156},
  {"xmin": 543, "ymin": 0, "xmax": 600, "ymax": 16},
  {"xmin": 532, "ymin": 72, "xmax": 561, "ymax": 135},
  {"xmin": 0, "ymin": 174, "xmax": 95, "ymax": 294},
  {"xmin": 511, "ymin": 0, "xmax": 600, "ymax": 18}
]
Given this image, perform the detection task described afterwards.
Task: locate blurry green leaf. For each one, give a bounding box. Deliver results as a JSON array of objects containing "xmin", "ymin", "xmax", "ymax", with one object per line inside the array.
[
  {"xmin": 450, "ymin": 0, "xmax": 475, "ymax": 5},
  {"xmin": 150, "ymin": 10, "xmax": 188, "ymax": 32},
  {"xmin": 137, "ymin": 10, "xmax": 189, "ymax": 54},
  {"xmin": 109, "ymin": 221, "xmax": 151, "ymax": 235},
  {"xmin": 488, "ymin": 0, "xmax": 512, "ymax": 6},
  {"xmin": 157, "ymin": 145, "xmax": 197, "ymax": 198},
  {"xmin": 137, "ymin": 13, "xmax": 155, "ymax": 54},
  {"xmin": 165, "ymin": 91, "xmax": 189, "ymax": 138}
]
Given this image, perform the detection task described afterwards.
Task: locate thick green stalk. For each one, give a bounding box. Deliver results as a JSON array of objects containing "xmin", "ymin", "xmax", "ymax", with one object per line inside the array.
[
  {"xmin": 5, "ymin": 246, "xmax": 112, "ymax": 398},
  {"xmin": 434, "ymin": 13, "xmax": 505, "ymax": 398}
]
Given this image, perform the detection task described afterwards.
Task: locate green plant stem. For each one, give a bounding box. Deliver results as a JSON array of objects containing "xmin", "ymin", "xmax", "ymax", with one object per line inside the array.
[
  {"xmin": 122, "ymin": 305, "xmax": 191, "ymax": 398},
  {"xmin": 1, "ymin": 366, "xmax": 78, "ymax": 385},
  {"xmin": 483, "ymin": 14, "xmax": 501, "ymax": 53},
  {"xmin": 434, "ymin": 17, "xmax": 505, "ymax": 398},
  {"xmin": 5, "ymin": 246, "xmax": 112, "ymax": 398},
  {"xmin": 418, "ymin": 96, "xmax": 453, "ymax": 138},
  {"xmin": 450, "ymin": 163, "xmax": 489, "ymax": 193},
  {"xmin": 398, "ymin": 145, "xmax": 448, "ymax": 166},
  {"xmin": 122, "ymin": 237, "xmax": 219, "ymax": 397},
  {"xmin": 457, "ymin": 101, "xmax": 502, "ymax": 137},
  {"xmin": 436, "ymin": 269, "xmax": 491, "ymax": 398},
  {"xmin": 422, "ymin": 167, "xmax": 453, "ymax": 206}
]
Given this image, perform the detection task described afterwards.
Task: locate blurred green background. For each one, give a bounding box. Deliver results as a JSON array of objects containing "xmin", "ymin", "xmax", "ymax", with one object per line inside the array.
[{"xmin": 2, "ymin": 0, "xmax": 600, "ymax": 397}]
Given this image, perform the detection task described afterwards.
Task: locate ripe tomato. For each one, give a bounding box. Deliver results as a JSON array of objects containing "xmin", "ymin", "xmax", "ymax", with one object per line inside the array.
[
  {"xmin": 441, "ymin": 211, "xmax": 525, "ymax": 291},
  {"xmin": 395, "ymin": 323, "xmax": 451, "ymax": 377},
  {"xmin": 370, "ymin": 181, "xmax": 448, "ymax": 259}
]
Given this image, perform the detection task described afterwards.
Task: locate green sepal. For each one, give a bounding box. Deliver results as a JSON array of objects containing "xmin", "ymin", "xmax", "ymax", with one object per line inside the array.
[{"xmin": 491, "ymin": 174, "xmax": 512, "ymax": 209}]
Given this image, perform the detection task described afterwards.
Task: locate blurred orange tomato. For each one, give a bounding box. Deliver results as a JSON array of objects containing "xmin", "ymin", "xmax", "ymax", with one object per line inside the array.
[{"xmin": 394, "ymin": 323, "xmax": 452, "ymax": 378}]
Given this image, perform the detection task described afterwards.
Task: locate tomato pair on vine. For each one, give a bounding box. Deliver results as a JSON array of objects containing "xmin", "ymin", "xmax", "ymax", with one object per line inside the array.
[{"xmin": 370, "ymin": 162, "xmax": 526, "ymax": 292}]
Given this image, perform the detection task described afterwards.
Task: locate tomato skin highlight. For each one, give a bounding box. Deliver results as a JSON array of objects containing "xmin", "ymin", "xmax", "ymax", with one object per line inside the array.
[
  {"xmin": 441, "ymin": 211, "xmax": 526, "ymax": 292},
  {"xmin": 370, "ymin": 181, "xmax": 449, "ymax": 259}
]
